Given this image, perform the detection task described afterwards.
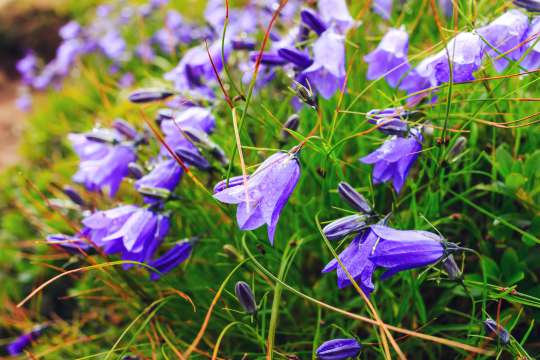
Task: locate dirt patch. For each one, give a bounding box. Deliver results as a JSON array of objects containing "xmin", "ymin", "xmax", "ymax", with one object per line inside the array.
[{"xmin": 0, "ymin": 73, "xmax": 25, "ymax": 170}]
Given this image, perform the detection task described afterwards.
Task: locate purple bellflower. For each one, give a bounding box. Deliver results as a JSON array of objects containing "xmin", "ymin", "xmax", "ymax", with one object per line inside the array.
[
  {"xmin": 438, "ymin": 0, "xmax": 454, "ymax": 17},
  {"xmin": 373, "ymin": 0, "xmax": 393, "ymax": 20},
  {"xmin": 360, "ymin": 128, "xmax": 423, "ymax": 193},
  {"xmin": 364, "ymin": 27, "xmax": 410, "ymax": 87},
  {"xmin": 7, "ymin": 326, "xmax": 45, "ymax": 356},
  {"xmin": 366, "ymin": 107, "xmax": 418, "ymax": 136},
  {"xmin": 300, "ymin": 8, "xmax": 328, "ymax": 36},
  {"xmin": 522, "ymin": 17, "xmax": 540, "ymax": 71},
  {"xmin": 399, "ymin": 53, "xmax": 443, "ymax": 102},
  {"xmin": 322, "ymin": 227, "xmax": 379, "ymax": 295},
  {"xmin": 303, "ymin": 29, "xmax": 346, "ymax": 99},
  {"xmin": 16, "ymin": 52, "xmax": 38, "ymax": 85},
  {"xmin": 135, "ymin": 159, "xmax": 183, "ymax": 204},
  {"xmin": 148, "ymin": 239, "xmax": 192, "ymax": 280},
  {"xmin": 369, "ymin": 224, "xmax": 455, "ymax": 279},
  {"xmin": 46, "ymin": 233, "xmax": 91, "ymax": 252},
  {"xmin": 434, "ymin": 32, "xmax": 484, "ymax": 83},
  {"xmin": 214, "ymin": 151, "xmax": 301, "ymax": 244},
  {"xmin": 316, "ymin": 338, "xmax": 362, "ymax": 360},
  {"xmin": 213, "ymin": 175, "xmax": 248, "ymax": 194},
  {"xmin": 477, "ymin": 9, "xmax": 529, "ymax": 72},
  {"xmin": 484, "ymin": 318, "xmax": 511, "ymax": 344},
  {"xmin": 234, "ymin": 281, "xmax": 257, "ymax": 314},
  {"xmin": 317, "ymin": 0, "xmax": 356, "ymax": 34},
  {"xmin": 513, "ymin": 0, "xmax": 540, "ymax": 12},
  {"xmin": 337, "ymin": 181, "xmax": 373, "ymax": 214},
  {"xmin": 323, "ymin": 214, "xmax": 369, "ymax": 240}
]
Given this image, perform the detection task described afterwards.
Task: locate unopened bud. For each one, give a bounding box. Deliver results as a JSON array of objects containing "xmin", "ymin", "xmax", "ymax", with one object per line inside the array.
[
  {"xmin": 337, "ymin": 182, "xmax": 372, "ymax": 214},
  {"xmin": 442, "ymin": 254, "xmax": 461, "ymax": 280},
  {"xmin": 316, "ymin": 338, "xmax": 362, "ymax": 360},
  {"xmin": 137, "ymin": 186, "xmax": 171, "ymax": 200},
  {"xmin": 323, "ymin": 214, "xmax": 369, "ymax": 240},
  {"xmin": 300, "ymin": 8, "xmax": 328, "ymax": 35},
  {"xmin": 175, "ymin": 147, "xmax": 211, "ymax": 170},
  {"xmin": 234, "ymin": 281, "xmax": 257, "ymax": 314},
  {"xmin": 62, "ymin": 186, "xmax": 85, "ymax": 206},
  {"xmin": 128, "ymin": 88, "xmax": 175, "ymax": 103},
  {"xmin": 128, "ymin": 162, "xmax": 145, "ymax": 179},
  {"xmin": 447, "ymin": 136, "xmax": 467, "ymax": 163},
  {"xmin": 280, "ymin": 114, "xmax": 300, "ymax": 140},
  {"xmin": 112, "ymin": 118, "xmax": 138, "ymax": 139},
  {"xmin": 293, "ymin": 81, "xmax": 317, "ymax": 109},
  {"xmin": 484, "ymin": 318, "xmax": 510, "ymax": 345}
]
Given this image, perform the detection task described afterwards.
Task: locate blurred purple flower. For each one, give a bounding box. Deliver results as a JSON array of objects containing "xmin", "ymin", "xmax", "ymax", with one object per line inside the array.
[
  {"xmin": 434, "ymin": 32, "xmax": 484, "ymax": 83},
  {"xmin": 364, "ymin": 27, "xmax": 410, "ymax": 87},
  {"xmin": 135, "ymin": 159, "xmax": 183, "ymax": 203},
  {"xmin": 46, "ymin": 233, "xmax": 91, "ymax": 252},
  {"xmin": 373, "ymin": 0, "xmax": 393, "ymax": 19},
  {"xmin": 137, "ymin": 41, "xmax": 156, "ymax": 63},
  {"xmin": 316, "ymin": 338, "xmax": 362, "ymax": 360},
  {"xmin": 119, "ymin": 72, "xmax": 135, "ymax": 88},
  {"xmin": 318, "ymin": 0, "xmax": 355, "ymax": 34},
  {"xmin": 99, "ymin": 30, "xmax": 127, "ymax": 62},
  {"xmin": 214, "ymin": 151, "xmax": 301, "ymax": 244},
  {"xmin": 477, "ymin": 9, "xmax": 529, "ymax": 72},
  {"xmin": 369, "ymin": 224, "xmax": 448, "ymax": 279},
  {"xmin": 59, "ymin": 21, "xmax": 82, "ymax": 40},
  {"xmin": 438, "ymin": 0, "xmax": 454, "ymax": 17},
  {"xmin": 16, "ymin": 93, "xmax": 32, "ymax": 112},
  {"xmin": 484, "ymin": 318, "xmax": 511, "ymax": 344},
  {"xmin": 522, "ymin": 17, "xmax": 540, "ymax": 70},
  {"xmin": 148, "ymin": 240, "xmax": 192, "ymax": 280},
  {"xmin": 304, "ymin": 29, "xmax": 346, "ymax": 99},
  {"xmin": 300, "ymin": 8, "xmax": 328, "ymax": 35},
  {"xmin": 360, "ymin": 129, "xmax": 422, "ymax": 193},
  {"xmin": 7, "ymin": 326, "xmax": 44, "ymax": 356},
  {"xmin": 513, "ymin": 0, "xmax": 540, "ymax": 11},
  {"xmin": 16, "ymin": 52, "xmax": 38, "ymax": 85},
  {"xmin": 399, "ymin": 53, "xmax": 443, "ymax": 103}
]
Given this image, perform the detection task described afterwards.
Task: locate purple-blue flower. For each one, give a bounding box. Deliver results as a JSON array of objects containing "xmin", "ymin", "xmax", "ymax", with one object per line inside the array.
[
  {"xmin": 434, "ymin": 32, "xmax": 484, "ymax": 83},
  {"xmin": 369, "ymin": 224, "xmax": 447, "ymax": 279},
  {"xmin": 135, "ymin": 159, "xmax": 183, "ymax": 204},
  {"xmin": 477, "ymin": 9, "xmax": 529, "ymax": 72},
  {"xmin": 373, "ymin": 0, "xmax": 393, "ymax": 19},
  {"xmin": 148, "ymin": 240, "xmax": 192, "ymax": 280},
  {"xmin": 16, "ymin": 52, "xmax": 38, "ymax": 85},
  {"xmin": 46, "ymin": 233, "xmax": 91, "ymax": 252},
  {"xmin": 360, "ymin": 128, "xmax": 423, "ymax": 193},
  {"xmin": 522, "ymin": 17, "xmax": 540, "ymax": 71},
  {"xmin": 316, "ymin": 338, "xmax": 362, "ymax": 360},
  {"xmin": 214, "ymin": 151, "xmax": 301, "ymax": 244},
  {"xmin": 364, "ymin": 27, "xmax": 410, "ymax": 87},
  {"xmin": 303, "ymin": 29, "xmax": 346, "ymax": 99},
  {"xmin": 300, "ymin": 8, "xmax": 328, "ymax": 36},
  {"xmin": 366, "ymin": 107, "xmax": 412, "ymax": 136},
  {"xmin": 322, "ymin": 228, "xmax": 379, "ymax": 295},
  {"xmin": 318, "ymin": 0, "xmax": 356, "ymax": 34},
  {"xmin": 484, "ymin": 318, "xmax": 511, "ymax": 344},
  {"xmin": 6, "ymin": 326, "xmax": 44, "ymax": 356}
]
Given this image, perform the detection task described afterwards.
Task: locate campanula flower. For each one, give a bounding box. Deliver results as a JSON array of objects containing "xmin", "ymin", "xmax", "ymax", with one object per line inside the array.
[
  {"xmin": 484, "ymin": 318, "xmax": 511, "ymax": 344},
  {"xmin": 16, "ymin": 52, "xmax": 38, "ymax": 85},
  {"xmin": 148, "ymin": 240, "xmax": 192, "ymax": 280},
  {"xmin": 521, "ymin": 17, "xmax": 540, "ymax": 70},
  {"xmin": 303, "ymin": 29, "xmax": 346, "ymax": 99},
  {"xmin": 317, "ymin": 0, "xmax": 355, "ymax": 34},
  {"xmin": 129, "ymin": 88, "xmax": 175, "ymax": 103},
  {"xmin": 322, "ymin": 228, "xmax": 379, "ymax": 295},
  {"xmin": 16, "ymin": 93, "xmax": 32, "ymax": 112},
  {"xmin": 477, "ymin": 9, "xmax": 529, "ymax": 72},
  {"xmin": 7, "ymin": 326, "xmax": 45, "ymax": 356},
  {"xmin": 360, "ymin": 128, "xmax": 423, "ymax": 193},
  {"xmin": 300, "ymin": 8, "xmax": 328, "ymax": 35},
  {"xmin": 280, "ymin": 114, "xmax": 300, "ymax": 140},
  {"xmin": 234, "ymin": 281, "xmax": 257, "ymax": 314},
  {"xmin": 214, "ymin": 151, "xmax": 301, "ymax": 244},
  {"xmin": 46, "ymin": 233, "xmax": 91, "ymax": 252},
  {"xmin": 99, "ymin": 30, "xmax": 127, "ymax": 62},
  {"xmin": 277, "ymin": 47, "xmax": 314, "ymax": 69},
  {"xmin": 366, "ymin": 107, "xmax": 416, "ymax": 136},
  {"xmin": 135, "ymin": 159, "xmax": 183, "ymax": 203},
  {"xmin": 438, "ymin": 0, "xmax": 454, "ymax": 17},
  {"xmin": 316, "ymin": 338, "xmax": 362, "ymax": 360},
  {"xmin": 337, "ymin": 182, "xmax": 373, "ymax": 214},
  {"xmin": 513, "ymin": 0, "xmax": 540, "ymax": 11},
  {"xmin": 373, "ymin": 0, "xmax": 393, "ymax": 19},
  {"xmin": 364, "ymin": 27, "xmax": 410, "ymax": 87},
  {"xmin": 213, "ymin": 175, "xmax": 248, "ymax": 194},
  {"xmin": 323, "ymin": 214, "xmax": 370, "ymax": 240},
  {"xmin": 369, "ymin": 224, "xmax": 455, "ymax": 279},
  {"xmin": 399, "ymin": 53, "xmax": 443, "ymax": 101},
  {"xmin": 59, "ymin": 21, "xmax": 82, "ymax": 40},
  {"xmin": 434, "ymin": 32, "xmax": 484, "ymax": 83}
]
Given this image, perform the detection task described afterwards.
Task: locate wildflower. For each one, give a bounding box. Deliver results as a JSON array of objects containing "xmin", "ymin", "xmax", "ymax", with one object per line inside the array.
[
  {"xmin": 337, "ymin": 182, "xmax": 372, "ymax": 214},
  {"xmin": 300, "ymin": 8, "xmax": 328, "ymax": 36},
  {"xmin": 484, "ymin": 318, "xmax": 511, "ymax": 344},
  {"xmin": 323, "ymin": 214, "xmax": 370, "ymax": 240},
  {"xmin": 434, "ymin": 32, "xmax": 484, "ymax": 83},
  {"xmin": 318, "ymin": 0, "xmax": 355, "ymax": 34},
  {"xmin": 16, "ymin": 52, "xmax": 38, "ymax": 85},
  {"xmin": 6, "ymin": 326, "xmax": 45, "ymax": 356},
  {"xmin": 99, "ymin": 30, "xmax": 127, "ymax": 62},
  {"xmin": 513, "ymin": 0, "xmax": 540, "ymax": 12},
  {"xmin": 364, "ymin": 27, "xmax": 410, "ymax": 87},
  {"xmin": 280, "ymin": 114, "xmax": 300, "ymax": 140},
  {"xmin": 303, "ymin": 29, "xmax": 346, "ymax": 99},
  {"xmin": 129, "ymin": 89, "xmax": 175, "ymax": 103},
  {"xmin": 277, "ymin": 47, "xmax": 314, "ymax": 69},
  {"xmin": 62, "ymin": 185, "xmax": 85, "ymax": 206},
  {"xmin": 369, "ymin": 224, "xmax": 457, "ymax": 279},
  {"xmin": 399, "ymin": 53, "xmax": 443, "ymax": 101},
  {"xmin": 213, "ymin": 175, "xmax": 248, "ymax": 194},
  {"xmin": 366, "ymin": 107, "xmax": 415, "ymax": 136},
  {"xmin": 175, "ymin": 146, "xmax": 211, "ymax": 170},
  {"xmin": 316, "ymin": 338, "xmax": 362, "ymax": 360},
  {"xmin": 447, "ymin": 136, "xmax": 467, "ymax": 163},
  {"xmin": 148, "ymin": 240, "xmax": 193, "ymax": 280},
  {"xmin": 522, "ymin": 17, "xmax": 540, "ymax": 70},
  {"xmin": 16, "ymin": 93, "xmax": 33, "ymax": 112},
  {"xmin": 373, "ymin": 0, "xmax": 393, "ymax": 19},
  {"xmin": 442, "ymin": 254, "xmax": 462, "ymax": 280},
  {"xmin": 234, "ymin": 281, "xmax": 257, "ymax": 314},
  {"xmin": 360, "ymin": 128, "xmax": 423, "ymax": 193},
  {"xmin": 46, "ymin": 233, "xmax": 91, "ymax": 252},
  {"xmin": 59, "ymin": 21, "xmax": 82, "ymax": 40},
  {"xmin": 135, "ymin": 159, "xmax": 183, "ymax": 203},
  {"xmin": 477, "ymin": 9, "xmax": 529, "ymax": 72},
  {"xmin": 213, "ymin": 151, "xmax": 301, "ymax": 244},
  {"xmin": 438, "ymin": 0, "xmax": 454, "ymax": 17},
  {"xmin": 322, "ymin": 228, "xmax": 379, "ymax": 295}
]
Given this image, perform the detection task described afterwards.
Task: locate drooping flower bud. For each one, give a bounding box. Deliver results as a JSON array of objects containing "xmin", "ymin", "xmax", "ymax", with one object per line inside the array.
[
  {"xmin": 7, "ymin": 325, "xmax": 46, "ymax": 356},
  {"xmin": 128, "ymin": 162, "xmax": 145, "ymax": 179},
  {"xmin": 234, "ymin": 281, "xmax": 257, "ymax": 314},
  {"xmin": 128, "ymin": 88, "xmax": 175, "ymax": 103},
  {"xmin": 62, "ymin": 185, "xmax": 85, "ymax": 206},
  {"xmin": 249, "ymin": 52, "xmax": 288, "ymax": 66},
  {"xmin": 232, "ymin": 38, "xmax": 256, "ymax": 50},
  {"xmin": 323, "ymin": 214, "xmax": 369, "ymax": 240},
  {"xmin": 337, "ymin": 182, "xmax": 372, "ymax": 214},
  {"xmin": 316, "ymin": 338, "xmax": 362, "ymax": 360},
  {"xmin": 447, "ymin": 136, "xmax": 467, "ymax": 163},
  {"xmin": 300, "ymin": 8, "xmax": 328, "ymax": 35},
  {"xmin": 442, "ymin": 254, "xmax": 461, "ymax": 280},
  {"xmin": 513, "ymin": 0, "xmax": 540, "ymax": 11},
  {"xmin": 277, "ymin": 47, "xmax": 313, "ymax": 69},
  {"xmin": 137, "ymin": 185, "xmax": 171, "ymax": 200},
  {"xmin": 112, "ymin": 119, "xmax": 138, "ymax": 139},
  {"xmin": 148, "ymin": 239, "xmax": 193, "ymax": 281},
  {"xmin": 484, "ymin": 318, "xmax": 510, "ymax": 344},
  {"xmin": 292, "ymin": 81, "xmax": 317, "ymax": 109},
  {"xmin": 175, "ymin": 147, "xmax": 211, "ymax": 170},
  {"xmin": 280, "ymin": 114, "xmax": 300, "ymax": 140}
]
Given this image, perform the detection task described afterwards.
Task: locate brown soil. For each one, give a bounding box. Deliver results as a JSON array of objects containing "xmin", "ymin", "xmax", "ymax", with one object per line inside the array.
[{"xmin": 0, "ymin": 72, "xmax": 25, "ymax": 170}]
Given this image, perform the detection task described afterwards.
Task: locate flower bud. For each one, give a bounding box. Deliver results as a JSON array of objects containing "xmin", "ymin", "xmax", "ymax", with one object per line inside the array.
[
  {"xmin": 513, "ymin": 0, "xmax": 540, "ymax": 11},
  {"xmin": 442, "ymin": 254, "xmax": 461, "ymax": 280},
  {"xmin": 277, "ymin": 47, "xmax": 313, "ymax": 69},
  {"xmin": 155, "ymin": 108, "xmax": 175, "ymax": 125},
  {"xmin": 366, "ymin": 108, "xmax": 410, "ymax": 136},
  {"xmin": 7, "ymin": 325, "xmax": 46, "ymax": 356},
  {"xmin": 249, "ymin": 51, "xmax": 288, "ymax": 66},
  {"xmin": 128, "ymin": 88, "xmax": 175, "ymax": 103},
  {"xmin": 182, "ymin": 127, "xmax": 229, "ymax": 165},
  {"xmin": 174, "ymin": 147, "xmax": 211, "ymax": 170},
  {"xmin": 232, "ymin": 38, "xmax": 256, "ymax": 50},
  {"xmin": 447, "ymin": 136, "xmax": 467, "ymax": 163},
  {"xmin": 323, "ymin": 214, "xmax": 369, "ymax": 240},
  {"xmin": 293, "ymin": 81, "xmax": 317, "ymax": 109},
  {"xmin": 112, "ymin": 118, "xmax": 138, "ymax": 139},
  {"xmin": 234, "ymin": 281, "xmax": 257, "ymax": 314},
  {"xmin": 300, "ymin": 8, "xmax": 328, "ymax": 35},
  {"xmin": 316, "ymin": 338, "xmax": 362, "ymax": 360},
  {"xmin": 84, "ymin": 129, "xmax": 119, "ymax": 144},
  {"xmin": 62, "ymin": 185, "xmax": 85, "ymax": 206},
  {"xmin": 337, "ymin": 182, "xmax": 372, "ymax": 214},
  {"xmin": 280, "ymin": 114, "xmax": 300, "ymax": 140},
  {"xmin": 128, "ymin": 162, "xmax": 145, "ymax": 179},
  {"xmin": 484, "ymin": 318, "xmax": 510, "ymax": 344},
  {"xmin": 137, "ymin": 186, "xmax": 171, "ymax": 200}
]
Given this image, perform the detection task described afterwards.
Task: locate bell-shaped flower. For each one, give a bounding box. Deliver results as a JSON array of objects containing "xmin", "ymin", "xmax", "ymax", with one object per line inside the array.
[
  {"xmin": 316, "ymin": 338, "xmax": 362, "ymax": 360},
  {"xmin": 303, "ymin": 29, "xmax": 346, "ymax": 99},
  {"xmin": 477, "ymin": 9, "xmax": 529, "ymax": 72},
  {"xmin": 300, "ymin": 8, "xmax": 328, "ymax": 36},
  {"xmin": 365, "ymin": 107, "xmax": 422, "ymax": 136},
  {"xmin": 234, "ymin": 281, "xmax": 257, "ymax": 314},
  {"xmin": 337, "ymin": 181, "xmax": 373, "ymax": 214},
  {"xmin": 323, "ymin": 214, "xmax": 369, "ymax": 240},
  {"xmin": 369, "ymin": 225, "xmax": 450, "ymax": 279},
  {"xmin": 399, "ymin": 53, "xmax": 443, "ymax": 102},
  {"xmin": 213, "ymin": 151, "xmax": 301, "ymax": 244},
  {"xmin": 484, "ymin": 318, "xmax": 511, "ymax": 344},
  {"xmin": 148, "ymin": 239, "xmax": 192, "ymax": 280},
  {"xmin": 360, "ymin": 128, "xmax": 423, "ymax": 193},
  {"xmin": 317, "ymin": 0, "xmax": 356, "ymax": 34},
  {"xmin": 322, "ymin": 228, "xmax": 379, "ymax": 296},
  {"xmin": 522, "ymin": 17, "xmax": 540, "ymax": 71},
  {"xmin": 135, "ymin": 159, "xmax": 183, "ymax": 204},
  {"xmin": 434, "ymin": 32, "xmax": 484, "ymax": 83},
  {"xmin": 364, "ymin": 27, "xmax": 410, "ymax": 87},
  {"xmin": 373, "ymin": 0, "xmax": 393, "ymax": 19}
]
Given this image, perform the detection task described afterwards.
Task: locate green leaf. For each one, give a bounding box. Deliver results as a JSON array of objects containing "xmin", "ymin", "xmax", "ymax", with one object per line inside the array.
[
  {"xmin": 505, "ymin": 173, "xmax": 526, "ymax": 191},
  {"xmin": 495, "ymin": 146, "xmax": 513, "ymax": 178}
]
